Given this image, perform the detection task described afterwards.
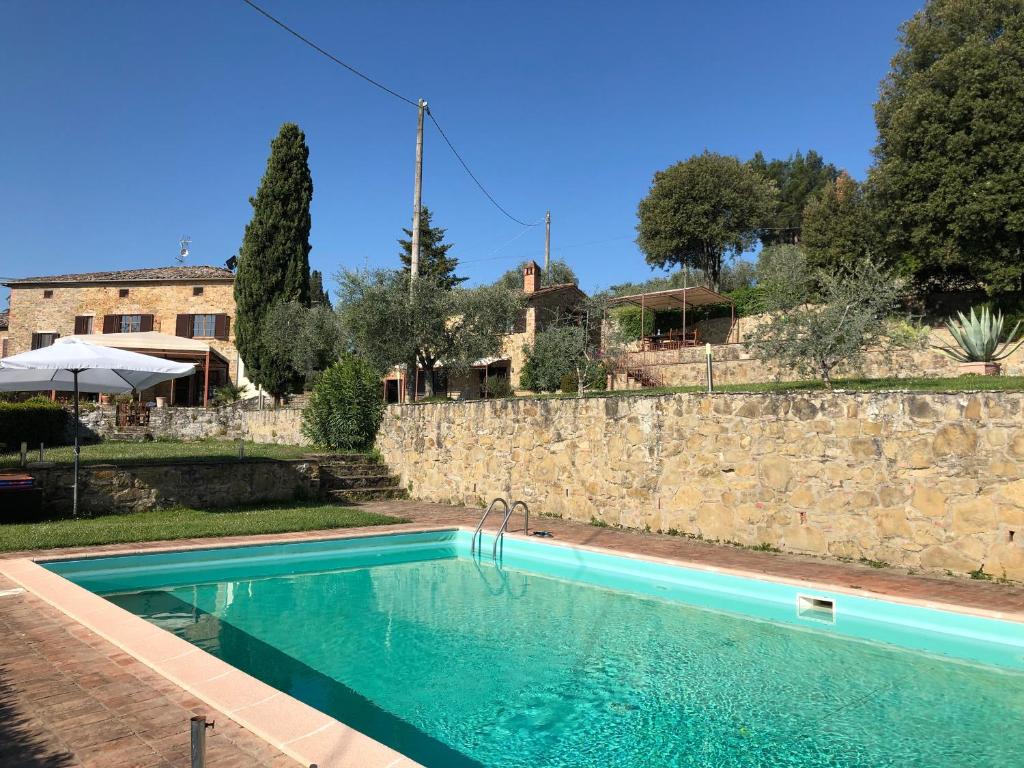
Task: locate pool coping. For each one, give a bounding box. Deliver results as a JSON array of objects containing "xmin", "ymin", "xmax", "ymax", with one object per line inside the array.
[{"xmin": 2, "ymin": 523, "xmax": 1023, "ymax": 768}]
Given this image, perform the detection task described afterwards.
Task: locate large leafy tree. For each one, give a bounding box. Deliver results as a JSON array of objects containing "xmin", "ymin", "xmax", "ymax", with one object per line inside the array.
[
  {"xmin": 870, "ymin": 0, "xmax": 1024, "ymax": 295},
  {"xmin": 398, "ymin": 206, "xmax": 466, "ymax": 290},
  {"xmin": 801, "ymin": 173, "xmax": 884, "ymax": 272},
  {"xmin": 234, "ymin": 123, "xmax": 313, "ymax": 399},
  {"xmin": 748, "ymin": 149, "xmax": 839, "ymax": 245},
  {"xmin": 336, "ymin": 269, "xmax": 522, "ymax": 398},
  {"xmin": 636, "ymin": 152, "xmax": 777, "ymax": 291}
]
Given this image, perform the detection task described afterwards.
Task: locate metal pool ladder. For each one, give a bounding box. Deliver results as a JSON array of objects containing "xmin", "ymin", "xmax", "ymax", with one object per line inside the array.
[
  {"xmin": 471, "ymin": 498, "xmax": 508, "ymax": 556},
  {"xmin": 471, "ymin": 498, "xmax": 530, "ymax": 559},
  {"xmin": 492, "ymin": 501, "xmax": 530, "ymax": 559}
]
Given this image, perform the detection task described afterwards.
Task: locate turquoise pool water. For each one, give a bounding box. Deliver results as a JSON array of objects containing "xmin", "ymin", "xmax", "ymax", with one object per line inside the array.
[{"xmin": 47, "ymin": 531, "xmax": 1024, "ymax": 768}]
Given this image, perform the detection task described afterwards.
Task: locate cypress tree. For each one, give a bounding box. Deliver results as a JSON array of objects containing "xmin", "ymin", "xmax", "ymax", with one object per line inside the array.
[
  {"xmin": 234, "ymin": 123, "xmax": 314, "ymax": 399},
  {"xmin": 398, "ymin": 206, "xmax": 466, "ymax": 289},
  {"xmin": 309, "ymin": 270, "xmax": 331, "ymax": 307}
]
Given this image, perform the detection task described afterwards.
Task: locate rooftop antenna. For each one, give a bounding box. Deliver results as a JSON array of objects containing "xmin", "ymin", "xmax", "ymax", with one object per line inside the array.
[{"xmin": 177, "ymin": 235, "xmax": 191, "ymax": 264}]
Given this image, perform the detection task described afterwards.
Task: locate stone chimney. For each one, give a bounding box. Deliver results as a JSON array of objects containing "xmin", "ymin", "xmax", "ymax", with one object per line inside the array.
[{"xmin": 523, "ymin": 260, "xmax": 541, "ymax": 294}]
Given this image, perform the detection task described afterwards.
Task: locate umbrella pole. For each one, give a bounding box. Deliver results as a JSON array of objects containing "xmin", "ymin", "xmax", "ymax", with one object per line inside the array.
[{"xmin": 73, "ymin": 370, "xmax": 80, "ymax": 518}]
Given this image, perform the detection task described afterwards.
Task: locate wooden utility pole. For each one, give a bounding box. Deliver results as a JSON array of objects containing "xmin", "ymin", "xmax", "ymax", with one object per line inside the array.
[
  {"xmin": 407, "ymin": 99, "xmax": 427, "ymax": 403},
  {"xmin": 410, "ymin": 99, "xmax": 427, "ymax": 283},
  {"xmin": 544, "ymin": 210, "xmax": 551, "ymax": 276}
]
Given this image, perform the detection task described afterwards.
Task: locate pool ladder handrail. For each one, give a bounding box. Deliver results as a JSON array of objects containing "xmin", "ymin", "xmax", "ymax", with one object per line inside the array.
[
  {"xmin": 492, "ymin": 500, "xmax": 530, "ymax": 560},
  {"xmin": 471, "ymin": 498, "xmax": 508, "ymax": 555}
]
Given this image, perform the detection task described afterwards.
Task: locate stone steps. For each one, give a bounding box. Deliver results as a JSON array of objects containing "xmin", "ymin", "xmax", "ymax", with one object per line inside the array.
[
  {"xmin": 312, "ymin": 453, "xmax": 407, "ymax": 503},
  {"xmin": 327, "ymin": 486, "xmax": 408, "ymax": 504},
  {"xmin": 322, "ymin": 472, "xmax": 401, "ymax": 490},
  {"xmin": 106, "ymin": 430, "xmax": 151, "ymax": 443}
]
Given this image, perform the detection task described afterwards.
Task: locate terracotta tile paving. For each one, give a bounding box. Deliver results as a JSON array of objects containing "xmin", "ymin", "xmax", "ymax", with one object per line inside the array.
[
  {"xmin": 3, "ymin": 498, "xmax": 1023, "ymax": 766},
  {"xmin": 0, "ymin": 572, "xmax": 294, "ymax": 767}
]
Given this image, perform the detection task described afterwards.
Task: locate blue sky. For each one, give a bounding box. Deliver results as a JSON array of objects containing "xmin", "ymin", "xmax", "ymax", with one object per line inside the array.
[{"xmin": 0, "ymin": 0, "xmax": 922, "ymax": 303}]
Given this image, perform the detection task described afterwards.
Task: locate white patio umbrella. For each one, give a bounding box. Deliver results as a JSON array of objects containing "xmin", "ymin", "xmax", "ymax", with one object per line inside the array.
[{"xmin": 0, "ymin": 338, "xmax": 195, "ymax": 515}]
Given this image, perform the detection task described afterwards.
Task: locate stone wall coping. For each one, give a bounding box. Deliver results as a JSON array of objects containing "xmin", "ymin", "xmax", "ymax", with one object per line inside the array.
[
  {"xmin": 386, "ymin": 388, "xmax": 1024, "ymax": 408},
  {"xmin": 29, "ymin": 457, "xmax": 318, "ymax": 472}
]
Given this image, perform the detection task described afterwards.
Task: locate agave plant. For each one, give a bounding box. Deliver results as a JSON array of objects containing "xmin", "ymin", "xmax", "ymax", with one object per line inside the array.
[{"xmin": 935, "ymin": 307, "xmax": 1024, "ymax": 363}]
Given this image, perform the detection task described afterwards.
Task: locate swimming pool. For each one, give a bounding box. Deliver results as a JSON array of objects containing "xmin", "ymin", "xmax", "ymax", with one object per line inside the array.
[{"xmin": 46, "ymin": 530, "xmax": 1024, "ymax": 768}]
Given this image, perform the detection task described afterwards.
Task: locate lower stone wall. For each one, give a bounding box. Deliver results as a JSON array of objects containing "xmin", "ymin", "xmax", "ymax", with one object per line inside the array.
[
  {"xmin": 77, "ymin": 404, "xmax": 246, "ymax": 442},
  {"xmin": 243, "ymin": 408, "xmax": 308, "ymax": 445},
  {"xmin": 376, "ymin": 391, "xmax": 1024, "ymax": 580},
  {"xmin": 30, "ymin": 459, "xmax": 319, "ymax": 515},
  {"xmin": 612, "ymin": 327, "xmax": 1024, "ymax": 389}
]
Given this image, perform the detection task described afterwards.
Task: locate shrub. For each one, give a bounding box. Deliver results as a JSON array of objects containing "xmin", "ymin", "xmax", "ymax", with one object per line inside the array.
[
  {"xmin": 559, "ymin": 372, "xmax": 577, "ymax": 394},
  {"xmin": 302, "ymin": 355, "xmax": 384, "ymax": 450},
  {"xmin": 0, "ymin": 397, "xmax": 68, "ymax": 450},
  {"xmin": 481, "ymin": 377, "xmax": 513, "ymax": 399},
  {"xmin": 213, "ymin": 382, "xmax": 246, "ymax": 406}
]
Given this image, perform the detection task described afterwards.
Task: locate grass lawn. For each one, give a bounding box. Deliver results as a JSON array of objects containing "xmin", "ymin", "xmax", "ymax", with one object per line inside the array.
[
  {"xmin": 0, "ymin": 439, "xmax": 319, "ymax": 469},
  {"xmin": 533, "ymin": 375, "xmax": 1024, "ymax": 400},
  {"xmin": 0, "ymin": 502, "xmax": 409, "ymax": 553}
]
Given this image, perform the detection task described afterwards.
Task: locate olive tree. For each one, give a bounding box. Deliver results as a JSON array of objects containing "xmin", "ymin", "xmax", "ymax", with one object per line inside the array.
[
  {"xmin": 261, "ymin": 301, "xmax": 345, "ymax": 388},
  {"xmin": 749, "ymin": 248, "xmax": 900, "ymax": 388},
  {"xmin": 336, "ymin": 269, "xmax": 522, "ymax": 398}
]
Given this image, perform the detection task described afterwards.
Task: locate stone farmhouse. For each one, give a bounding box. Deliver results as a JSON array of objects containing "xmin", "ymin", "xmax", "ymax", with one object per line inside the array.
[
  {"xmin": 384, "ymin": 261, "xmax": 588, "ymax": 402},
  {"xmin": 2, "ymin": 266, "xmax": 242, "ymax": 406}
]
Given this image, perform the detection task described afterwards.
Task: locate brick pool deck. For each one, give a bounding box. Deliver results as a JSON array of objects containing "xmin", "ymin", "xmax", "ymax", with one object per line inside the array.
[{"xmin": 1, "ymin": 499, "xmax": 1022, "ymax": 767}]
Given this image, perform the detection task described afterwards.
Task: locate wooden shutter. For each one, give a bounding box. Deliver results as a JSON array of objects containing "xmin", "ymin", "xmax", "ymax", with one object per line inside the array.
[
  {"xmin": 140, "ymin": 314, "xmax": 154, "ymax": 332},
  {"xmin": 102, "ymin": 315, "xmax": 118, "ymax": 334},
  {"xmin": 74, "ymin": 316, "xmax": 90, "ymax": 334},
  {"xmin": 175, "ymin": 314, "xmax": 193, "ymax": 338},
  {"xmin": 214, "ymin": 314, "xmax": 230, "ymax": 340}
]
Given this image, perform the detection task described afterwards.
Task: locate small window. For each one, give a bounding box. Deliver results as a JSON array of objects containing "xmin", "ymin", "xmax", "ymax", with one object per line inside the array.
[
  {"xmin": 193, "ymin": 286, "xmax": 204, "ymax": 296},
  {"xmin": 43, "ymin": 289, "xmax": 53, "ymax": 299},
  {"xmin": 74, "ymin": 316, "xmax": 94, "ymax": 335},
  {"xmin": 192, "ymin": 314, "xmax": 217, "ymax": 338},
  {"xmin": 31, "ymin": 332, "xmax": 59, "ymax": 350},
  {"xmin": 119, "ymin": 314, "xmax": 142, "ymax": 333},
  {"xmin": 119, "ymin": 288, "xmax": 129, "ymax": 298}
]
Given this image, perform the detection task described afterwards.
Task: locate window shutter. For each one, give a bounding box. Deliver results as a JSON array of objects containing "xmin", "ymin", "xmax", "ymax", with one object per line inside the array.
[
  {"xmin": 176, "ymin": 314, "xmax": 193, "ymax": 338},
  {"xmin": 102, "ymin": 315, "xmax": 118, "ymax": 334},
  {"xmin": 140, "ymin": 315, "xmax": 154, "ymax": 332},
  {"xmin": 74, "ymin": 316, "xmax": 89, "ymax": 334},
  {"xmin": 214, "ymin": 314, "xmax": 230, "ymax": 340}
]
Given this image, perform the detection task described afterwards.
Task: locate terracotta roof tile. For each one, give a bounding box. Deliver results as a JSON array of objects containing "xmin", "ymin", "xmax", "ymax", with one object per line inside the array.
[
  {"xmin": 527, "ymin": 282, "xmax": 587, "ymax": 299},
  {"xmin": 4, "ymin": 266, "xmax": 235, "ymax": 285}
]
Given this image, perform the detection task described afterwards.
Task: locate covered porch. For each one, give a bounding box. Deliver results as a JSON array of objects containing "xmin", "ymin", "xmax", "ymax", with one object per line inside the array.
[
  {"xmin": 64, "ymin": 332, "xmax": 230, "ymax": 407},
  {"xmin": 383, "ymin": 358, "xmax": 512, "ymax": 403},
  {"xmin": 606, "ymin": 285, "xmax": 738, "ymax": 350}
]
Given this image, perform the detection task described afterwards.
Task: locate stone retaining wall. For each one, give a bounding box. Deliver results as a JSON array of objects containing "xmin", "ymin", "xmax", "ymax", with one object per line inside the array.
[
  {"xmin": 243, "ymin": 408, "xmax": 308, "ymax": 445},
  {"xmin": 76, "ymin": 404, "xmax": 245, "ymax": 441},
  {"xmin": 376, "ymin": 391, "xmax": 1024, "ymax": 580},
  {"xmin": 612, "ymin": 327, "xmax": 1024, "ymax": 389},
  {"xmin": 30, "ymin": 458, "xmax": 319, "ymax": 515}
]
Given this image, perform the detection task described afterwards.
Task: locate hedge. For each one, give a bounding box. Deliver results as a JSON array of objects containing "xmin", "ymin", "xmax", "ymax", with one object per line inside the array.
[{"xmin": 0, "ymin": 398, "xmax": 68, "ymax": 450}]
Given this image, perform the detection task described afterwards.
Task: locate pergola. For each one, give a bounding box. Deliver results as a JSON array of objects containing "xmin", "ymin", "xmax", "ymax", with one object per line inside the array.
[
  {"xmin": 64, "ymin": 331, "xmax": 229, "ymax": 406},
  {"xmin": 607, "ymin": 286, "xmax": 737, "ymax": 348}
]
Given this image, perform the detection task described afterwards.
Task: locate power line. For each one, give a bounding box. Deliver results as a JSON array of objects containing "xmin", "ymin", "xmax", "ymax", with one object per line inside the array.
[
  {"xmin": 238, "ymin": 0, "xmax": 539, "ymax": 227},
  {"xmin": 426, "ymin": 109, "xmax": 542, "ymax": 228},
  {"xmin": 239, "ymin": 0, "xmax": 418, "ymax": 107}
]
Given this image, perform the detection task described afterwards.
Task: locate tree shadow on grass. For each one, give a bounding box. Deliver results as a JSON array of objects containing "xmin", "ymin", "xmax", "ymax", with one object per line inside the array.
[{"xmin": 0, "ymin": 667, "xmax": 76, "ymax": 767}]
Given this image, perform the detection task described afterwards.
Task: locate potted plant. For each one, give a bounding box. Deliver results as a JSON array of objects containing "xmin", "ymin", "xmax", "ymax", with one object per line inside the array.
[{"xmin": 935, "ymin": 307, "xmax": 1024, "ymax": 375}]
